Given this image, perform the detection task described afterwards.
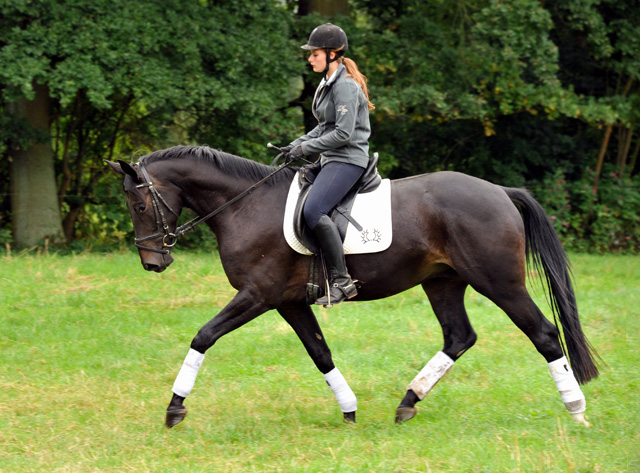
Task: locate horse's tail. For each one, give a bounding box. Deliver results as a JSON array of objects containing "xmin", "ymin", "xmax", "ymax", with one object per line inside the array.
[{"xmin": 503, "ymin": 187, "xmax": 600, "ymax": 384}]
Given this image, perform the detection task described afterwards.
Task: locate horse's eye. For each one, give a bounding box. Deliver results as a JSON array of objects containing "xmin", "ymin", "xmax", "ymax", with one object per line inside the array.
[{"xmin": 135, "ymin": 203, "xmax": 146, "ymax": 214}]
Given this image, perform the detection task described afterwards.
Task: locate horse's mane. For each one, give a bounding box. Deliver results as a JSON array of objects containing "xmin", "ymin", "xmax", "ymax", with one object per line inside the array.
[{"xmin": 138, "ymin": 145, "xmax": 297, "ymax": 186}]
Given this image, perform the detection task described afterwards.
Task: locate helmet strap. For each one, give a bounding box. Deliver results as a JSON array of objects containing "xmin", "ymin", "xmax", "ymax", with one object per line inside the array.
[
  {"xmin": 323, "ymin": 48, "xmax": 332, "ymax": 80},
  {"xmin": 324, "ymin": 48, "xmax": 343, "ymax": 81}
]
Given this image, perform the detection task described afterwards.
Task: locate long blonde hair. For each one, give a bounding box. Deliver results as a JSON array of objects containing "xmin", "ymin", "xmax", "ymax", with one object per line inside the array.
[{"xmin": 340, "ymin": 56, "xmax": 375, "ymax": 110}]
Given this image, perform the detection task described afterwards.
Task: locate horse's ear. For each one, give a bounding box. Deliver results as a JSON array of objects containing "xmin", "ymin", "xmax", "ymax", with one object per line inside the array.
[
  {"xmin": 104, "ymin": 159, "xmax": 142, "ymax": 183},
  {"xmin": 104, "ymin": 160, "xmax": 125, "ymax": 176},
  {"xmin": 118, "ymin": 160, "xmax": 141, "ymax": 181},
  {"xmin": 108, "ymin": 160, "xmax": 141, "ymax": 183}
]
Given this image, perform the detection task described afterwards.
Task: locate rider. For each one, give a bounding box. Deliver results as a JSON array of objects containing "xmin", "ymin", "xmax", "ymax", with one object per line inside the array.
[{"xmin": 283, "ymin": 23, "xmax": 375, "ymax": 307}]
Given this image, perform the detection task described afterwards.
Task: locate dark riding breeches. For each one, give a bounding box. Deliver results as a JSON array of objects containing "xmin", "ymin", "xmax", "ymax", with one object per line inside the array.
[{"xmin": 303, "ymin": 161, "xmax": 365, "ymax": 230}]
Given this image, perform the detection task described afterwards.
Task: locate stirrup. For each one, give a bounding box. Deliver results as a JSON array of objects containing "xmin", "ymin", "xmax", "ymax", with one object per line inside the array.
[{"xmin": 315, "ymin": 277, "xmax": 358, "ymax": 308}]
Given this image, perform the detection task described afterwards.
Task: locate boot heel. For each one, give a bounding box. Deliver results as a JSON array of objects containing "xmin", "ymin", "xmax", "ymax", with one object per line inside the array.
[{"xmin": 343, "ymin": 282, "xmax": 358, "ymax": 299}]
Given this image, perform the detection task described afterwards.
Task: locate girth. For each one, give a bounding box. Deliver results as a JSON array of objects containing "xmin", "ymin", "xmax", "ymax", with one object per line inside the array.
[{"xmin": 293, "ymin": 153, "xmax": 381, "ymax": 255}]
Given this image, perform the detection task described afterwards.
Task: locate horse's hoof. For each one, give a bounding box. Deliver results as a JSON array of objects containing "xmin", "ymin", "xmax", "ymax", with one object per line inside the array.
[
  {"xmin": 571, "ymin": 412, "xmax": 592, "ymax": 427},
  {"xmin": 165, "ymin": 407, "xmax": 187, "ymax": 428},
  {"xmin": 343, "ymin": 411, "xmax": 356, "ymax": 423},
  {"xmin": 395, "ymin": 406, "xmax": 417, "ymax": 424}
]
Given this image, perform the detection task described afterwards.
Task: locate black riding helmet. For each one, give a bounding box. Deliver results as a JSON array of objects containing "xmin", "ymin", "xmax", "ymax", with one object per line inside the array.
[{"xmin": 301, "ymin": 23, "xmax": 348, "ymax": 79}]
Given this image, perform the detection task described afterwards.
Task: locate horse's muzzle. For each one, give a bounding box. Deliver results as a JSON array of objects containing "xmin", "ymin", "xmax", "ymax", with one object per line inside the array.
[{"xmin": 140, "ymin": 252, "xmax": 174, "ymax": 272}]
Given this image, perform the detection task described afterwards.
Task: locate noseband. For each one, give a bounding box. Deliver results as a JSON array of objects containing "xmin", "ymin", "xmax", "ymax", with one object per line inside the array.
[{"xmin": 133, "ymin": 164, "xmax": 180, "ymax": 255}]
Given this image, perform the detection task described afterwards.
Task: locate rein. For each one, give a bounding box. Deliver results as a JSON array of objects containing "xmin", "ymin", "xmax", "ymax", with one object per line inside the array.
[{"xmin": 133, "ymin": 155, "xmax": 292, "ymax": 253}]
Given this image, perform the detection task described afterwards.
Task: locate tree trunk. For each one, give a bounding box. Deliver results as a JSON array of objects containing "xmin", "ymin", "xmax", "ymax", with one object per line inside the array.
[
  {"xmin": 298, "ymin": 0, "xmax": 350, "ymax": 16},
  {"xmin": 592, "ymin": 124, "xmax": 613, "ymax": 193},
  {"xmin": 62, "ymin": 205, "xmax": 83, "ymax": 242},
  {"xmin": 618, "ymin": 125, "xmax": 633, "ymax": 176},
  {"xmin": 8, "ymin": 84, "xmax": 66, "ymax": 247},
  {"xmin": 629, "ymin": 137, "xmax": 640, "ymax": 176}
]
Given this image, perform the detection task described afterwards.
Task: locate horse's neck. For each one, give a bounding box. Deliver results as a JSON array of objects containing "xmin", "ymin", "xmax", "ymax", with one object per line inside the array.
[
  {"xmin": 181, "ymin": 170, "xmax": 247, "ymax": 214},
  {"xmin": 170, "ymin": 158, "xmax": 269, "ymax": 223}
]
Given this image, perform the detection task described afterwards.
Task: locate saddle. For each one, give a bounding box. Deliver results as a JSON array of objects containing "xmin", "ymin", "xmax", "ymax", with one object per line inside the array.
[{"xmin": 293, "ymin": 153, "xmax": 382, "ymax": 255}]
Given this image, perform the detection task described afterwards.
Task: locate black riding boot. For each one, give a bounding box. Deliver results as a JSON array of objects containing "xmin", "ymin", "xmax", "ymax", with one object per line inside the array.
[{"xmin": 313, "ymin": 215, "xmax": 358, "ymax": 307}]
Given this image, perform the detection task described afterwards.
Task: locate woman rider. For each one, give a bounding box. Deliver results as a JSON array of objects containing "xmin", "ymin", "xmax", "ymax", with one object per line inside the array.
[{"xmin": 283, "ymin": 23, "xmax": 375, "ymax": 307}]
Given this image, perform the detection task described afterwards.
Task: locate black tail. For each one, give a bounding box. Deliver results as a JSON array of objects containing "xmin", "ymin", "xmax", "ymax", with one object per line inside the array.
[{"xmin": 503, "ymin": 187, "xmax": 600, "ymax": 384}]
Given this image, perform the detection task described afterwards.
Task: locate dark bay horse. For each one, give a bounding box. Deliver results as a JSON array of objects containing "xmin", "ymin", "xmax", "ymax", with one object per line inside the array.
[{"xmin": 106, "ymin": 145, "xmax": 599, "ymax": 428}]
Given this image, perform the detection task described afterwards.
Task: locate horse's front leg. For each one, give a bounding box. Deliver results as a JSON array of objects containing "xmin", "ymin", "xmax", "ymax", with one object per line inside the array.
[
  {"xmin": 277, "ymin": 303, "xmax": 357, "ymax": 423},
  {"xmin": 395, "ymin": 279, "xmax": 476, "ymax": 423},
  {"xmin": 166, "ymin": 290, "xmax": 271, "ymax": 428}
]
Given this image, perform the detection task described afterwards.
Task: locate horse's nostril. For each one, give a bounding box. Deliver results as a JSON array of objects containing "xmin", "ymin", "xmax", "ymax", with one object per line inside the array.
[{"xmin": 143, "ymin": 263, "xmax": 162, "ymax": 272}]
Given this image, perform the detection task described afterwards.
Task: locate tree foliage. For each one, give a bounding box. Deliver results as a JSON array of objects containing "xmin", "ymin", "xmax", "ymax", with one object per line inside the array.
[
  {"xmin": 1, "ymin": 0, "xmax": 300, "ymax": 245},
  {"xmin": 0, "ymin": 0, "xmax": 638, "ymax": 252},
  {"xmin": 352, "ymin": 0, "xmax": 639, "ymax": 179}
]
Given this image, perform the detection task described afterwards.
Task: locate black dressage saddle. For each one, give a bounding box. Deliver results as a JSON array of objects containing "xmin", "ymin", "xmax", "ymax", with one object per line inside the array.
[{"xmin": 293, "ymin": 153, "xmax": 382, "ymax": 255}]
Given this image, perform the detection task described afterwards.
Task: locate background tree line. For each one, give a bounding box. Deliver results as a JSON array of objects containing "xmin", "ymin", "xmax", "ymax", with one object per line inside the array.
[{"xmin": 1, "ymin": 0, "xmax": 638, "ymax": 253}]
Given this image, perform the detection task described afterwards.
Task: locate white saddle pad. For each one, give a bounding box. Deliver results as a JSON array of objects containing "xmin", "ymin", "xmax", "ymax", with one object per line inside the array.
[{"xmin": 282, "ymin": 172, "xmax": 393, "ymax": 255}]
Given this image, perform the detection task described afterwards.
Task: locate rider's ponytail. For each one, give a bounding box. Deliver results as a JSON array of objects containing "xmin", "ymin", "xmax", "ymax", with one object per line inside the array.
[{"xmin": 340, "ymin": 57, "xmax": 375, "ymax": 111}]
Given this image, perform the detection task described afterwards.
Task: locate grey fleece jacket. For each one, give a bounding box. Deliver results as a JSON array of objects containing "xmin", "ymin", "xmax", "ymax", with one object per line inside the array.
[{"xmin": 290, "ymin": 63, "xmax": 371, "ymax": 169}]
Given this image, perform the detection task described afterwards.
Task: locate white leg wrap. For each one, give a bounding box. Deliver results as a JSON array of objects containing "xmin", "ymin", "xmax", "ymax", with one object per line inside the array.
[
  {"xmin": 407, "ymin": 351, "xmax": 455, "ymax": 400},
  {"xmin": 172, "ymin": 348, "xmax": 205, "ymax": 398},
  {"xmin": 548, "ymin": 356, "xmax": 586, "ymax": 414},
  {"xmin": 324, "ymin": 368, "xmax": 357, "ymax": 413}
]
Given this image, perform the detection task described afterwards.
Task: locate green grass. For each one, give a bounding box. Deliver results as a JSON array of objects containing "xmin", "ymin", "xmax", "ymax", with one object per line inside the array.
[{"xmin": 0, "ymin": 250, "xmax": 638, "ymax": 472}]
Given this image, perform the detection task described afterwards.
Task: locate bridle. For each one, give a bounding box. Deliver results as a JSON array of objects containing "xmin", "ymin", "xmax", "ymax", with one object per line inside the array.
[
  {"xmin": 133, "ymin": 164, "xmax": 180, "ymax": 255},
  {"xmin": 130, "ymin": 154, "xmax": 294, "ymax": 255}
]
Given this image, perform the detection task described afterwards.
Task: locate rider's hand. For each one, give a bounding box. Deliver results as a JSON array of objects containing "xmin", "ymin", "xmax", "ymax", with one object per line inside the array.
[
  {"xmin": 284, "ymin": 145, "xmax": 304, "ymax": 164},
  {"xmin": 280, "ymin": 144, "xmax": 294, "ymax": 154}
]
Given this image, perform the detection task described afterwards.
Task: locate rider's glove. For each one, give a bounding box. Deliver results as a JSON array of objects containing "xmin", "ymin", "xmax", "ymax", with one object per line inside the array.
[
  {"xmin": 284, "ymin": 145, "xmax": 304, "ymax": 164},
  {"xmin": 280, "ymin": 144, "xmax": 294, "ymax": 154}
]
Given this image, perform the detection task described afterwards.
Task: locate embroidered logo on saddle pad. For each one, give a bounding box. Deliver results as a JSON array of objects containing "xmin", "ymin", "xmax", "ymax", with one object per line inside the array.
[{"xmin": 283, "ymin": 173, "xmax": 393, "ymax": 255}]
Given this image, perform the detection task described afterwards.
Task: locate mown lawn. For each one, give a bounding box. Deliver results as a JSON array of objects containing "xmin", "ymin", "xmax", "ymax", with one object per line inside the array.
[{"xmin": 0, "ymin": 251, "xmax": 638, "ymax": 472}]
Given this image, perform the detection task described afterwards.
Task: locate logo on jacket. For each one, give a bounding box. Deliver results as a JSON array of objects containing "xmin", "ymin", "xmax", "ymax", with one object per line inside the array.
[{"xmin": 337, "ymin": 105, "xmax": 349, "ymax": 116}]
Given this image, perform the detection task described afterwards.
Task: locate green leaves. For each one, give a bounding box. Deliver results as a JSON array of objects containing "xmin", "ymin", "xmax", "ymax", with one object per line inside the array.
[
  {"xmin": 1, "ymin": 0, "xmax": 638, "ymax": 248},
  {"xmin": 0, "ymin": 0, "xmax": 301, "ymax": 245}
]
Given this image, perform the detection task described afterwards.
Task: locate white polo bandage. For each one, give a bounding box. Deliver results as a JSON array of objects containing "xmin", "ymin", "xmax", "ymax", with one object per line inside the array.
[
  {"xmin": 407, "ymin": 351, "xmax": 455, "ymax": 400},
  {"xmin": 548, "ymin": 356, "xmax": 586, "ymax": 414},
  {"xmin": 172, "ymin": 348, "xmax": 205, "ymax": 398},
  {"xmin": 324, "ymin": 367, "xmax": 357, "ymax": 413}
]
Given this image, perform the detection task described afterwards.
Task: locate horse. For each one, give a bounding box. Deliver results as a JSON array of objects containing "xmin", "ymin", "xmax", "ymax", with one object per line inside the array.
[{"xmin": 106, "ymin": 145, "xmax": 599, "ymax": 428}]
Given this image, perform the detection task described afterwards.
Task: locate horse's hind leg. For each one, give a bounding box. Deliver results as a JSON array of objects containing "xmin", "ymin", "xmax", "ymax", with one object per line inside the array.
[
  {"xmin": 278, "ymin": 303, "xmax": 357, "ymax": 423},
  {"xmin": 471, "ymin": 275, "xmax": 590, "ymax": 425},
  {"xmin": 396, "ymin": 276, "xmax": 477, "ymax": 423}
]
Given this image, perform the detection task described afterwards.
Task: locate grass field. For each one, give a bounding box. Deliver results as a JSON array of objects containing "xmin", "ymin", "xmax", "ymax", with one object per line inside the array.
[{"xmin": 0, "ymin": 250, "xmax": 638, "ymax": 472}]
